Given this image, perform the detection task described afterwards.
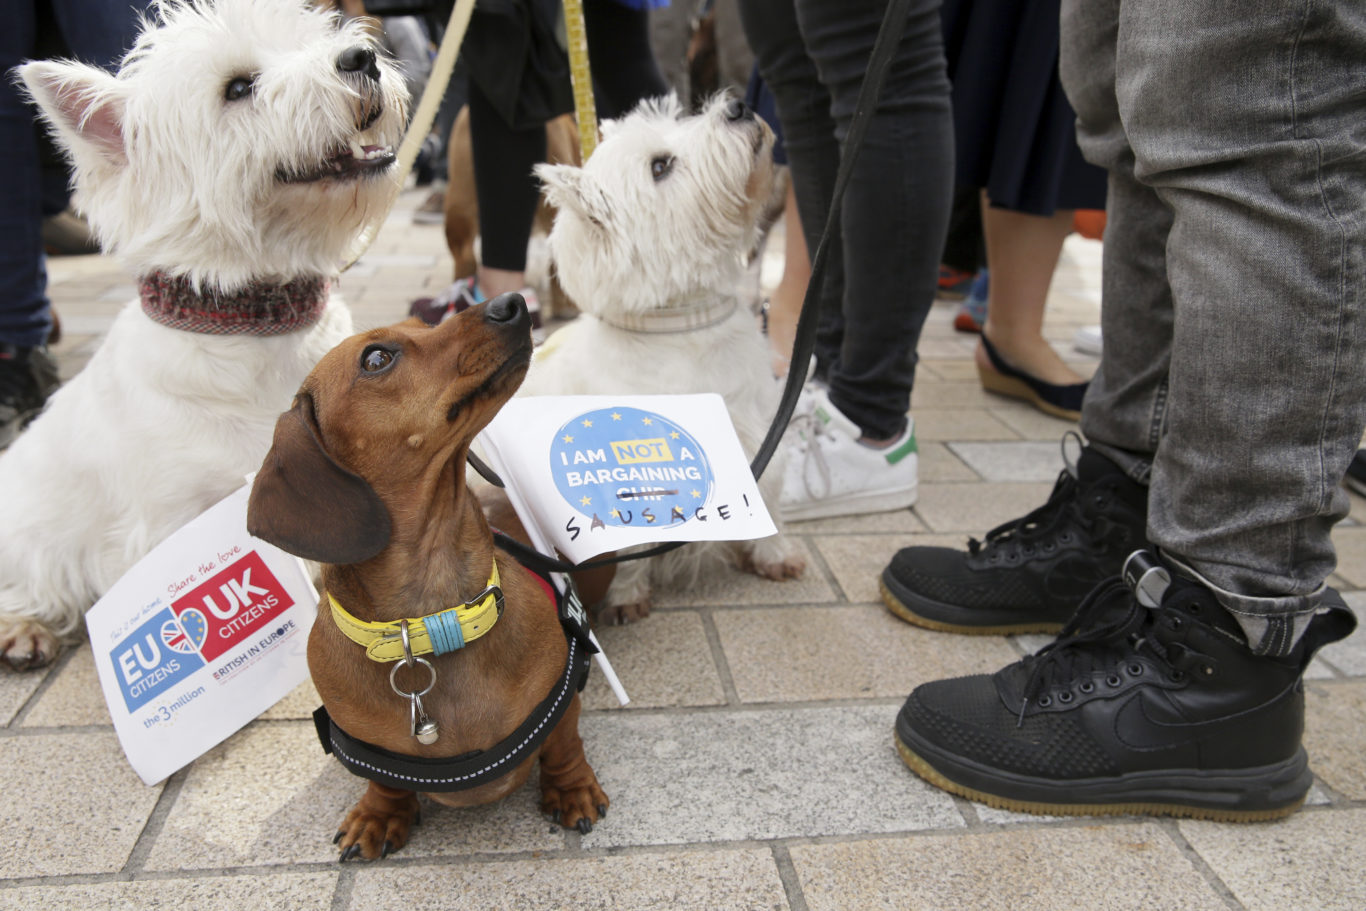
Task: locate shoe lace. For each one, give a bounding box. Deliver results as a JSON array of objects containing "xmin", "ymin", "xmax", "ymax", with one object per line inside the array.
[
  {"xmin": 788, "ymin": 408, "xmax": 835, "ymax": 501},
  {"xmin": 968, "ymin": 434, "xmax": 1098, "ymax": 561},
  {"xmin": 1013, "ymin": 577, "xmax": 1211, "ymax": 726}
]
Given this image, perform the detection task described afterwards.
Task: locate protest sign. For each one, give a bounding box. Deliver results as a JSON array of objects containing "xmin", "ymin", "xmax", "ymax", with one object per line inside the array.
[{"xmin": 85, "ymin": 484, "xmax": 316, "ymax": 785}]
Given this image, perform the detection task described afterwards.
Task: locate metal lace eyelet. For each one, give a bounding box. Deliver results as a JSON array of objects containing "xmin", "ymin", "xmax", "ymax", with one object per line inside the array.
[
  {"xmin": 1057, "ymin": 690, "xmax": 1074, "ymax": 704},
  {"xmin": 1127, "ymin": 663, "xmax": 1144, "ymax": 676},
  {"xmin": 1106, "ymin": 674, "xmax": 1122, "ymax": 687},
  {"xmin": 1170, "ymin": 670, "xmax": 1187, "ymax": 682},
  {"xmin": 1078, "ymin": 680, "xmax": 1095, "ymax": 694},
  {"xmin": 1187, "ymin": 601, "xmax": 1203, "ymax": 614},
  {"xmin": 1037, "ymin": 695, "xmax": 1052, "ymax": 707},
  {"xmin": 1169, "ymin": 616, "xmax": 1183, "ymax": 630}
]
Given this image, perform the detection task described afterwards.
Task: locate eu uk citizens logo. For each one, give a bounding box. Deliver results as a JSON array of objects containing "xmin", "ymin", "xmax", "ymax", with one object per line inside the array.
[{"xmin": 550, "ymin": 407, "xmax": 715, "ymax": 530}]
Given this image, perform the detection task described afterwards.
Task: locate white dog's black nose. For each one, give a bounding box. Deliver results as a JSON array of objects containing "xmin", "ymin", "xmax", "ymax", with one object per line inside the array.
[
  {"xmin": 724, "ymin": 99, "xmax": 754, "ymax": 122},
  {"xmin": 484, "ymin": 293, "xmax": 528, "ymax": 325},
  {"xmin": 337, "ymin": 46, "xmax": 380, "ymax": 82}
]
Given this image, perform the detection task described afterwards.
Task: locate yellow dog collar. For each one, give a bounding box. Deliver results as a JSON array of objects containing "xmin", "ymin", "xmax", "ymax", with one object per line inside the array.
[{"xmin": 327, "ymin": 563, "xmax": 503, "ymax": 662}]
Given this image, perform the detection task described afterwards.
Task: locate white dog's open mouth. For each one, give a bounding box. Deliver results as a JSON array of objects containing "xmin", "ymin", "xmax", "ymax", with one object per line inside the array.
[{"xmin": 278, "ymin": 140, "xmax": 396, "ymax": 184}]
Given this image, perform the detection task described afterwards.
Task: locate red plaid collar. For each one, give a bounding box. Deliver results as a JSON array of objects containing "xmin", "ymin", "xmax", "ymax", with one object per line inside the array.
[{"xmin": 139, "ymin": 271, "xmax": 330, "ymax": 336}]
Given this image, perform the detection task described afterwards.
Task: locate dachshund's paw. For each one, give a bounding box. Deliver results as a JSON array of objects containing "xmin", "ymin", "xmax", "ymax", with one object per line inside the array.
[
  {"xmin": 594, "ymin": 599, "xmax": 651, "ymax": 626},
  {"xmin": 334, "ymin": 793, "xmax": 421, "ymax": 861},
  {"xmin": 541, "ymin": 781, "xmax": 608, "ymax": 834},
  {"xmin": 0, "ymin": 616, "xmax": 60, "ymax": 671}
]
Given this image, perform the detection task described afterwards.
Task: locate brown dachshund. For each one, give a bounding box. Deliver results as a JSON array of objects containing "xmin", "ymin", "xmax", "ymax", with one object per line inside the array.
[{"xmin": 246, "ymin": 294, "xmax": 607, "ymax": 860}]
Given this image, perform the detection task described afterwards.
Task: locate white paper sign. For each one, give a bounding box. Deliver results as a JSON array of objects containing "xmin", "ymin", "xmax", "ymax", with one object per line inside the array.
[
  {"xmin": 478, "ymin": 394, "xmax": 777, "ymax": 564},
  {"xmin": 85, "ymin": 484, "xmax": 317, "ymax": 785}
]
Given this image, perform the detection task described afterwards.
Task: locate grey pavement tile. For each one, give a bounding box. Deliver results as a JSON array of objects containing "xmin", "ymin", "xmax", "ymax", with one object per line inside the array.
[
  {"xmin": 578, "ymin": 705, "xmax": 962, "ymax": 848},
  {"xmin": 791, "ymin": 823, "xmax": 1224, "ymax": 911},
  {"xmin": 1180, "ymin": 809, "xmax": 1366, "ymax": 911},
  {"xmin": 349, "ymin": 848, "xmax": 788, "ymax": 911},
  {"xmin": 918, "ymin": 440, "xmax": 981, "ymax": 482},
  {"xmin": 22, "ymin": 643, "xmax": 111, "ymax": 727},
  {"xmin": 913, "ymin": 409, "xmax": 1019, "ymax": 442},
  {"xmin": 987, "ymin": 404, "xmax": 1082, "ymax": 441},
  {"xmin": 812, "ymin": 534, "xmax": 909, "ymax": 604},
  {"xmin": 913, "ymin": 482, "xmax": 1056, "ymax": 534},
  {"xmin": 0, "ymin": 663, "xmax": 49, "ymax": 727},
  {"xmin": 1304, "ymin": 681, "xmax": 1366, "ymax": 800},
  {"xmin": 0, "ymin": 732, "xmax": 161, "ymax": 877},
  {"xmin": 786, "ymin": 506, "xmax": 926, "ymax": 535},
  {"xmin": 912, "ymin": 380, "xmax": 995, "ymax": 411},
  {"xmin": 715, "ymin": 606, "xmax": 1018, "ymax": 703},
  {"xmin": 949, "ymin": 441, "xmax": 1066, "ymax": 482},
  {"xmin": 145, "ymin": 721, "xmax": 565, "ymax": 870},
  {"xmin": 581, "ymin": 611, "xmax": 725, "ymax": 710},
  {"xmin": 1329, "ymin": 527, "xmax": 1366, "ymax": 588},
  {"xmin": 653, "ymin": 540, "xmax": 835, "ymax": 607},
  {"xmin": 0, "ymin": 873, "xmax": 338, "ymax": 911}
]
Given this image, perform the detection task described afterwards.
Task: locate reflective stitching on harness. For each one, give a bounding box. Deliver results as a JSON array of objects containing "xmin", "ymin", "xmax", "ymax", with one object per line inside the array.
[{"xmin": 330, "ymin": 638, "xmax": 578, "ymax": 786}]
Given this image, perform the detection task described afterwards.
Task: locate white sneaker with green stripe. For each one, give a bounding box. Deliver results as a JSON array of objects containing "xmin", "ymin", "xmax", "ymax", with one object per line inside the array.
[{"xmin": 780, "ymin": 386, "xmax": 918, "ymax": 521}]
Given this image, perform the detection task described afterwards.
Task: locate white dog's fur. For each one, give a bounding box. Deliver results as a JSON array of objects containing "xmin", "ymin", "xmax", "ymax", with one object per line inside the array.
[
  {"xmin": 523, "ymin": 95, "xmax": 805, "ymax": 622},
  {"xmin": 0, "ymin": 0, "xmax": 407, "ymax": 667}
]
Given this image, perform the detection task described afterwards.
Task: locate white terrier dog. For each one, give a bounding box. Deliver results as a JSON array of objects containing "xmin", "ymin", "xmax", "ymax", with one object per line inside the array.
[
  {"xmin": 523, "ymin": 94, "xmax": 805, "ymax": 623},
  {"xmin": 0, "ymin": 0, "xmax": 407, "ymax": 668}
]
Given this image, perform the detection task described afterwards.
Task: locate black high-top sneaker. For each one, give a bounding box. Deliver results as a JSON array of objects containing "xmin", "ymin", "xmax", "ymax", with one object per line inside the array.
[
  {"xmin": 880, "ymin": 446, "xmax": 1147, "ymax": 634},
  {"xmin": 0, "ymin": 344, "xmax": 60, "ymax": 449},
  {"xmin": 894, "ymin": 551, "xmax": 1357, "ymax": 821}
]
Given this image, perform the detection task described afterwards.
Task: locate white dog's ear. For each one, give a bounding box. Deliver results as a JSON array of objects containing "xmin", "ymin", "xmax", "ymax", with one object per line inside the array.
[
  {"xmin": 18, "ymin": 60, "xmax": 128, "ymax": 170},
  {"xmin": 535, "ymin": 163, "xmax": 612, "ymax": 229}
]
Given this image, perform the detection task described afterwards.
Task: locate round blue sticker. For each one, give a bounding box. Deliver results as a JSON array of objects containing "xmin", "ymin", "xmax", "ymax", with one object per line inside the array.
[{"xmin": 550, "ymin": 407, "xmax": 714, "ymax": 529}]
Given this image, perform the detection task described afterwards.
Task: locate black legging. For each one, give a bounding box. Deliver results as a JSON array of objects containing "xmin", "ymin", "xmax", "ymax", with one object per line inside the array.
[{"xmin": 469, "ymin": 0, "xmax": 668, "ymax": 272}]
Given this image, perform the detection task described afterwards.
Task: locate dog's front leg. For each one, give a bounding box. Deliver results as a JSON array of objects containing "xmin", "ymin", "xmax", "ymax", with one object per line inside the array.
[
  {"xmin": 537, "ymin": 695, "xmax": 608, "ymax": 833},
  {"xmin": 335, "ymin": 781, "xmax": 421, "ymax": 861}
]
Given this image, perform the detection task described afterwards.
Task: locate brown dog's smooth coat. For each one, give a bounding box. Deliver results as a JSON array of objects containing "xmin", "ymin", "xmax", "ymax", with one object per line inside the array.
[{"xmin": 247, "ymin": 295, "xmax": 606, "ymax": 860}]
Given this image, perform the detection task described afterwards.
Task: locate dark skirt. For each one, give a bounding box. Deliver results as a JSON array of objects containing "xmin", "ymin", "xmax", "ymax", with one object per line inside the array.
[{"xmin": 941, "ymin": 0, "xmax": 1106, "ymax": 215}]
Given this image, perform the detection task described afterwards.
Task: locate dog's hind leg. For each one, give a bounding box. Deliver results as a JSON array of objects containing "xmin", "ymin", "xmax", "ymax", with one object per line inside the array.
[
  {"xmin": 595, "ymin": 554, "xmax": 653, "ymax": 625},
  {"xmin": 537, "ymin": 695, "xmax": 607, "ymax": 833},
  {"xmin": 334, "ymin": 782, "xmax": 421, "ymax": 861},
  {"xmin": 0, "ymin": 614, "xmax": 60, "ymax": 670}
]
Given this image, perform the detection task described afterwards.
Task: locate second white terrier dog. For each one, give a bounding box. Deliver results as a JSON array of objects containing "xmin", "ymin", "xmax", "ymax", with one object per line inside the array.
[
  {"xmin": 523, "ymin": 95, "xmax": 806, "ymax": 623},
  {"xmin": 0, "ymin": 0, "xmax": 407, "ymax": 668}
]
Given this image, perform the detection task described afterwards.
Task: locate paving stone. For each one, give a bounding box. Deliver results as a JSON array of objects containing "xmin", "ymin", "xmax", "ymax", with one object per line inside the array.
[
  {"xmin": 913, "ymin": 409, "xmax": 1019, "ymax": 443},
  {"xmin": 0, "ymin": 732, "xmax": 161, "ymax": 877},
  {"xmin": 786, "ymin": 506, "xmax": 927, "ymax": 535},
  {"xmin": 716, "ymin": 606, "xmax": 1018, "ymax": 703},
  {"xmin": 1320, "ymin": 592, "xmax": 1366, "ymax": 675},
  {"xmin": 1329, "ymin": 527, "xmax": 1366, "ymax": 588},
  {"xmin": 791, "ymin": 823, "xmax": 1223, "ymax": 911},
  {"xmin": 653, "ymin": 540, "xmax": 835, "ymax": 607},
  {"xmin": 0, "ymin": 873, "xmax": 338, "ymax": 911},
  {"xmin": 349, "ymin": 848, "xmax": 788, "ymax": 911},
  {"xmin": 913, "ymin": 482, "xmax": 1055, "ymax": 534},
  {"xmin": 1180, "ymin": 809, "xmax": 1366, "ymax": 911},
  {"xmin": 949, "ymin": 441, "xmax": 1066, "ymax": 482},
  {"xmin": 580, "ymin": 611, "xmax": 725, "ymax": 710},
  {"xmin": 145, "ymin": 721, "xmax": 564, "ymax": 870},
  {"xmin": 22, "ymin": 643, "xmax": 110, "ymax": 727},
  {"xmin": 1304, "ymin": 681, "xmax": 1366, "ymax": 800},
  {"xmin": 0, "ymin": 662, "xmax": 48, "ymax": 727},
  {"xmin": 578, "ymin": 705, "xmax": 962, "ymax": 848},
  {"xmin": 988, "ymin": 404, "xmax": 1082, "ymax": 441},
  {"xmin": 813, "ymin": 534, "xmax": 908, "ymax": 604},
  {"xmin": 917, "ymin": 440, "xmax": 981, "ymax": 482},
  {"xmin": 912, "ymin": 381, "xmax": 995, "ymax": 411}
]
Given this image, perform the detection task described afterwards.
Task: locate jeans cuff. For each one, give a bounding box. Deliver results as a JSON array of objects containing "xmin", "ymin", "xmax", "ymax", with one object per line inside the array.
[
  {"xmin": 1086, "ymin": 441, "xmax": 1151, "ymax": 486},
  {"xmin": 1163, "ymin": 552, "xmax": 1327, "ymax": 657}
]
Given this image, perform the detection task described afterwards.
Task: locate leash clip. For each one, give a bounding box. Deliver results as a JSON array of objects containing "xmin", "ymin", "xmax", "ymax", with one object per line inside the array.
[{"xmin": 389, "ymin": 620, "xmax": 440, "ymax": 745}]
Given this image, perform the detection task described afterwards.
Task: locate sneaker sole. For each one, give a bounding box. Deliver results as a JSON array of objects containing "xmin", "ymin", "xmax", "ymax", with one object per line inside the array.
[
  {"xmin": 781, "ymin": 483, "xmax": 918, "ymax": 523},
  {"xmin": 878, "ymin": 572, "xmax": 1066, "ymax": 636},
  {"xmin": 977, "ymin": 367, "xmax": 1082, "ymax": 422},
  {"xmin": 895, "ymin": 727, "xmax": 1310, "ymax": 822}
]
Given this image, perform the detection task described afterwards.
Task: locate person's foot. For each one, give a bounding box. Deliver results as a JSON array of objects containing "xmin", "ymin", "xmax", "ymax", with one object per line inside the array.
[
  {"xmin": 936, "ymin": 264, "xmax": 976, "ymax": 301},
  {"xmin": 780, "ymin": 386, "xmax": 918, "ymax": 521},
  {"xmin": 976, "ymin": 330, "xmax": 1088, "ymax": 421},
  {"xmin": 895, "ymin": 550, "xmax": 1357, "ymax": 820},
  {"xmin": 0, "ymin": 344, "xmax": 60, "ymax": 449},
  {"xmin": 952, "ymin": 269, "xmax": 988, "ymax": 333},
  {"xmin": 880, "ymin": 444, "xmax": 1147, "ymax": 634},
  {"xmin": 1073, "ymin": 324, "xmax": 1102, "ymax": 356}
]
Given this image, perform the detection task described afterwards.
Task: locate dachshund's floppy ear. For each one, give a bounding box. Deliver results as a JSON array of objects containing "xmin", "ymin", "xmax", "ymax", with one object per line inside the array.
[{"xmin": 247, "ymin": 391, "xmax": 391, "ymax": 564}]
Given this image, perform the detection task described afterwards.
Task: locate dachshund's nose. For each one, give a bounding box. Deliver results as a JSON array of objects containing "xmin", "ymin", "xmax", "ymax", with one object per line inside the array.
[
  {"xmin": 337, "ymin": 46, "xmax": 380, "ymax": 82},
  {"xmin": 723, "ymin": 98, "xmax": 753, "ymax": 122},
  {"xmin": 484, "ymin": 292, "xmax": 527, "ymax": 324}
]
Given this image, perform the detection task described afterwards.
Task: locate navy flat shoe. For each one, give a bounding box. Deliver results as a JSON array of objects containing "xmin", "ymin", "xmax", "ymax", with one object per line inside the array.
[{"xmin": 977, "ymin": 332, "xmax": 1088, "ymax": 420}]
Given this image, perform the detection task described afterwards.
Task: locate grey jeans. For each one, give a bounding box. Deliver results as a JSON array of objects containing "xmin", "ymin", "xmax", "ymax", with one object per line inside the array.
[{"xmin": 1061, "ymin": 0, "xmax": 1366, "ymax": 655}]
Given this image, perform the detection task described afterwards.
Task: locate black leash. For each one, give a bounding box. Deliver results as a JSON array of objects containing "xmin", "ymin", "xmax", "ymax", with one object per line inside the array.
[{"xmin": 478, "ymin": 0, "xmax": 916, "ymax": 577}]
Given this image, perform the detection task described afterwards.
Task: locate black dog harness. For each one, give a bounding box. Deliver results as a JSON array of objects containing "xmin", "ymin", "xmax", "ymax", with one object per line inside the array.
[{"xmin": 313, "ymin": 541, "xmax": 596, "ymax": 792}]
